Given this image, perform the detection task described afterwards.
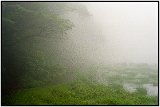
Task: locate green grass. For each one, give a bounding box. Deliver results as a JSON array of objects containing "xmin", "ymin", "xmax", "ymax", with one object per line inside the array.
[
  {"xmin": 3, "ymin": 65, "xmax": 158, "ymax": 105},
  {"xmin": 4, "ymin": 80, "xmax": 157, "ymax": 105}
]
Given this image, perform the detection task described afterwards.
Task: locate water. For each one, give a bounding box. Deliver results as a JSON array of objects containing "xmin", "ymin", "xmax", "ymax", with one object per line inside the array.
[
  {"xmin": 123, "ymin": 83, "xmax": 137, "ymax": 93},
  {"xmin": 143, "ymin": 84, "xmax": 158, "ymax": 96}
]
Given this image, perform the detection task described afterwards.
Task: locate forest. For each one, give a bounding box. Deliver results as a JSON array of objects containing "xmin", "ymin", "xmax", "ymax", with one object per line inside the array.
[{"xmin": 2, "ymin": 2, "xmax": 158, "ymax": 105}]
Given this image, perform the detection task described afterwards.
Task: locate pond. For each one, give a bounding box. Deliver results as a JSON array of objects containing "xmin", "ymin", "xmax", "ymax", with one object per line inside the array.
[{"xmin": 143, "ymin": 84, "xmax": 158, "ymax": 96}]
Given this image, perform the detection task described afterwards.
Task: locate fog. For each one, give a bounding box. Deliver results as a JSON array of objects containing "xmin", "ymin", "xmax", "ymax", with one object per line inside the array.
[
  {"xmin": 78, "ymin": 2, "xmax": 158, "ymax": 65},
  {"xmin": 2, "ymin": 2, "xmax": 158, "ymax": 105}
]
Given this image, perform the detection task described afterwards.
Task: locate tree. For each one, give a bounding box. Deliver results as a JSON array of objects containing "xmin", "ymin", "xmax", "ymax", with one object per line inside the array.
[{"xmin": 2, "ymin": 2, "xmax": 74, "ymax": 97}]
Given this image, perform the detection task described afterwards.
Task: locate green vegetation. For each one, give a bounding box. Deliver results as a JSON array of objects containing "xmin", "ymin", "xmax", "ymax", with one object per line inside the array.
[
  {"xmin": 3, "ymin": 66, "xmax": 158, "ymax": 105},
  {"xmin": 2, "ymin": 2, "xmax": 158, "ymax": 105},
  {"xmin": 4, "ymin": 77, "xmax": 158, "ymax": 105},
  {"xmin": 2, "ymin": 2, "xmax": 77, "ymax": 95}
]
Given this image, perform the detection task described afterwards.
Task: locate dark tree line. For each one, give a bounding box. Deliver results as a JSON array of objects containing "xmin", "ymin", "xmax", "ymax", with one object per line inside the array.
[
  {"xmin": 2, "ymin": 3, "xmax": 91, "ymax": 102},
  {"xmin": 2, "ymin": 2, "xmax": 82, "ymax": 98}
]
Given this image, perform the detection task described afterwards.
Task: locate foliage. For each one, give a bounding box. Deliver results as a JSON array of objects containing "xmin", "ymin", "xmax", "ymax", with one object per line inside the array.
[
  {"xmin": 3, "ymin": 78, "xmax": 157, "ymax": 105},
  {"xmin": 2, "ymin": 2, "xmax": 158, "ymax": 105},
  {"xmin": 2, "ymin": 2, "xmax": 75, "ymax": 97}
]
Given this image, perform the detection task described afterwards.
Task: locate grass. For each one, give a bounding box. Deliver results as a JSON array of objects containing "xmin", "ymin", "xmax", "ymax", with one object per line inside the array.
[
  {"xmin": 4, "ymin": 80, "xmax": 158, "ymax": 105},
  {"xmin": 3, "ymin": 65, "xmax": 158, "ymax": 105}
]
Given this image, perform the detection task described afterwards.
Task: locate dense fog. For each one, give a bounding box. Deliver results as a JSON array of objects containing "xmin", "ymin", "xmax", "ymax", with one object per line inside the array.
[
  {"xmin": 56, "ymin": 2, "xmax": 158, "ymax": 67},
  {"xmin": 2, "ymin": 2, "xmax": 158, "ymax": 105},
  {"xmin": 79, "ymin": 2, "xmax": 158, "ymax": 65}
]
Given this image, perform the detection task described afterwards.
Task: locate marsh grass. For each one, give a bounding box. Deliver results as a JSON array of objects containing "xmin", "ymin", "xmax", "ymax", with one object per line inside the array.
[
  {"xmin": 3, "ymin": 66, "xmax": 158, "ymax": 105},
  {"xmin": 5, "ymin": 81, "xmax": 157, "ymax": 105}
]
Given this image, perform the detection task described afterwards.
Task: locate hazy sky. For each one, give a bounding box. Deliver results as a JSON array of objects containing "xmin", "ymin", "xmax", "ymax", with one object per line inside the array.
[{"xmin": 84, "ymin": 2, "xmax": 158, "ymax": 64}]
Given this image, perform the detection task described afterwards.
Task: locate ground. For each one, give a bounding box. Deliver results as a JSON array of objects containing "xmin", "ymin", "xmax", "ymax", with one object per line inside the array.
[{"xmin": 3, "ymin": 64, "xmax": 158, "ymax": 105}]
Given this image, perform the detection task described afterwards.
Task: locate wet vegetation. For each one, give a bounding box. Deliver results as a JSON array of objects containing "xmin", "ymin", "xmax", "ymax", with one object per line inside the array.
[
  {"xmin": 2, "ymin": 2, "xmax": 158, "ymax": 105},
  {"xmin": 3, "ymin": 65, "xmax": 158, "ymax": 105}
]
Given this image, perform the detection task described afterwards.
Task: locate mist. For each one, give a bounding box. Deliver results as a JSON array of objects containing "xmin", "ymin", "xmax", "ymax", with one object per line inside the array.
[
  {"xmin": 81, "ymin": 2, "xmax": 158, "ymax": 65},
  {"xmin": 2, "ymin": 2, "xmax": 158, "ymax": 105}
]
